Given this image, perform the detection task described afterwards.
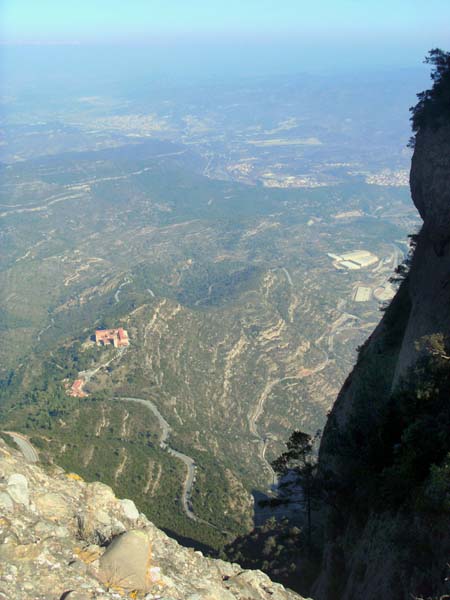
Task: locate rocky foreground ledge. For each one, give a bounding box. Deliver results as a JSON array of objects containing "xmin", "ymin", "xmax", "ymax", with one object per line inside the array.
[{"xmin": 0, "ymin": 438, "xmax": 305, "ymax": 600}]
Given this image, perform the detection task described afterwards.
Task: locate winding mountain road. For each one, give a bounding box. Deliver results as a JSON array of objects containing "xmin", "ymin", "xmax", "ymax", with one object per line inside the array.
[
  {"xmin": 117, "ymin": 397, "xmax": 200, "ymax": 522},
  {"xmin": 3, "ymin": 431, "xmax": 39, "ymax": 463},
  {"xmin": 247, "ymin": 350, "xmax": 329, "ymax": 491},
  {"xmin": 71, "ymin": 348, "xmax": 207, "ymax": 524},
  {"xmin": 282, "ymin": 267, "xmax": 293, "ymax": 286},
  {"xmin": 248, "ymin": 378, "xmax": 280, "ymax": 486},
  {"xmin": 79, "ymin": 348, "xmax": 127, "ymax": 383},
  {"xmin": 114, "ymin": 277, "xmax": 132, "ymax": 303}
]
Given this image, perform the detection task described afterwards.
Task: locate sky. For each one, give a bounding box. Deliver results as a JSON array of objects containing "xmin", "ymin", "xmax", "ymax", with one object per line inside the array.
[
  {"xmin": 3, "ymin": 0, "xmax": 450, "ymax": 43},
  {"xmin": 2, "ymin": 0, "xmax": 450, "ymax": 77}
]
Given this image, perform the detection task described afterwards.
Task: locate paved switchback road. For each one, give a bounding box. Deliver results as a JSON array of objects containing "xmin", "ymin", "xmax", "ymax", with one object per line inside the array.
[
  {"xmin": 117, "ymin": 397, "xmax": 200, "ymax": 523},
  {"xmin": 4, "ymin": 432, "xmax": 39, "ymax": 463}
]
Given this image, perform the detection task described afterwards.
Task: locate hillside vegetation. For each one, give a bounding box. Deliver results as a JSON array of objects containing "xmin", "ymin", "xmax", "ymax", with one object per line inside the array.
[{"xmin": 1, "ymin": 121, "xmax": 414, "ymax": 550}]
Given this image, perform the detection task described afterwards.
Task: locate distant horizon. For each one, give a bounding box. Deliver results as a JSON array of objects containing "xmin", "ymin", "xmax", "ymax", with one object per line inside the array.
[
  {"xmin": 2, "ymin": 0, "xmax": 450, "ymax": 77},
  {"xmin": 0, "ymin": 42, "xmax": 439, "ymax": 89}
]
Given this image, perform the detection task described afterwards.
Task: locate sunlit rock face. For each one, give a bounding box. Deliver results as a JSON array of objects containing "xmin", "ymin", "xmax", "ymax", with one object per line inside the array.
[{"xmin": 393, "ymin": 122, "xmax": 450, "ymax": 381}]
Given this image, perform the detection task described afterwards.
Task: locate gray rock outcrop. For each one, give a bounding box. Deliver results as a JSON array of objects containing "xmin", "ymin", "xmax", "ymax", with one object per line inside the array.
[
  {"xmin": 410, "ymin": 123, "xmax": 450, "ymax": 254},
  {"xmin": 394, "ymin": 121, "xmax": 450, "ymax": 380},
  {"xmin": 0, "ymin": 438, "xmax": 305, "ymax": 600}
]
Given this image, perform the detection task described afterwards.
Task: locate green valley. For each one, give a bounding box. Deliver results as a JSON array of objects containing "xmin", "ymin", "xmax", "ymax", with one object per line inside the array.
[{"xmin": 0, "ymin": 139, "xmax": 416, "ymax": 548}]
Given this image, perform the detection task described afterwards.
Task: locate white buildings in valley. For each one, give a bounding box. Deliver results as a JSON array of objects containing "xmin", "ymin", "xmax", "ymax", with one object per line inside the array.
[{"xmin": 328, "ymin": 250, "xmax": 379, "ymax": 271}]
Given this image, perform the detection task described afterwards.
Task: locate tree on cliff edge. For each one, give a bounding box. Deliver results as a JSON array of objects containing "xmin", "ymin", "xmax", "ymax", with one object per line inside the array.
[
  {"xmin": 410, "ymin": 48, "xmax": 450, "ymax": 137},
  {"xmin": 272, "ymin": 430, "xmax": 321, "ymax": 547}
]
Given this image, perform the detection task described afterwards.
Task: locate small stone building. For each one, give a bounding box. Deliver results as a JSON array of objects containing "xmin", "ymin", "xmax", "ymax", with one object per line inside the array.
[{"xmin": 95, "ymin": 328, "xmax": 129, "ymax": 348}]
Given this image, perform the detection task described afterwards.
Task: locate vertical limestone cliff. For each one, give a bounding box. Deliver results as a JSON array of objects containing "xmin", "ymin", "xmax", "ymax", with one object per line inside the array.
[
  {"xmin": 313, "ymin": 56, "xmax": 450, "ymax": 600},
  {"xmin": 395, "ymin": 122, "xmax": 450, "ymax": 380}
]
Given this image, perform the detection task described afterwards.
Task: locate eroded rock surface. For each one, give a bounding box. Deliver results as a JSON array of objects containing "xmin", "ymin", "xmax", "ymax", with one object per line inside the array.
[
  {"xmin": 0, "ymin": 439, "xmax": 305, "ymax": 600},
  {"xmin": 410, "ymin": 122, "xmax": 450, "ymax": 253}
]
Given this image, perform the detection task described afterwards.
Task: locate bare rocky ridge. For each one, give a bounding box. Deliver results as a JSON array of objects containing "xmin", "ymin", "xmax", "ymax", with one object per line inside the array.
[{"xmin": 0, "ymin": 438, "xmax": 306, "ymax": 600}]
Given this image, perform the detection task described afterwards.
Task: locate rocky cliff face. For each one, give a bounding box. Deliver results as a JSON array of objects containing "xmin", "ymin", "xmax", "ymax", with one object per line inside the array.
[
  {"xmin": 313, "ymin": 118, "xmax": 450, "ymax": 599},
  {"xmin": 0, "ymin": 438, "xmax": 306, "ymax": 600},
  {"xmin": 395, "ymin": 122, "xmax": 450, "ymax": 380}
]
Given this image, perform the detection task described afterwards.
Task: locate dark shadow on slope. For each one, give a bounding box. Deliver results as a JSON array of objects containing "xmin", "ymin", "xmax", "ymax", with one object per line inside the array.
[
  {"xmin": 161, "ymin": 527, "xmax": 217, "ymax": 556},
  {"xmin": 224, "ymin": 489, "xmax": 318, "ymax": 597}
]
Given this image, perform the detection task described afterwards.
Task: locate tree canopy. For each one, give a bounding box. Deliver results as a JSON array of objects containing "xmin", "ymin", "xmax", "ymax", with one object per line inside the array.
[
  {"xmin": 410, "ymin": 48, "xmax": 450, "ymax": 137},
  {"xmin": 272, "ymin": 430, "xmax": 321, "ymax": 546}
]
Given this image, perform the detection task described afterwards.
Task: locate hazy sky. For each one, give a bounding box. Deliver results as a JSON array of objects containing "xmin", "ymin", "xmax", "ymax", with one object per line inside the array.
[
  {"xmin": 4, "ymin": 0, "xmax": 450, "ymax": 42},
  {"xmin": 2, "ymin": 0, "xmax": 450, "ymax": 75}
]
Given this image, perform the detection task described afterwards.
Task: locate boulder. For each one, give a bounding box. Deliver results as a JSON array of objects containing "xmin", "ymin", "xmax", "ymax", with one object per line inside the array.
[
  {"xmin": 120, "ymin": 498, "xmax": 139, "ymax": 520},
  {"xmin": 97, "ymin": 530, "xmax": 152, "ymax": 592},
  {"xmin": 7, "ymin": 474, "xmax": 29, "ymax": 507},
  {"xmin": 0, "ymin": 438, "xmax": 305, "ymax": 600},
  {"xmin": 78, "ymin": 482, "xmax": 122, "ymax": 543}
]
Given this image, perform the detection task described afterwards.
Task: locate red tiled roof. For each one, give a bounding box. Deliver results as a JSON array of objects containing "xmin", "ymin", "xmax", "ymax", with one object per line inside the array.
[{"xmin": 95, "ymin": 328, "xmax": 129, "ymax": 346}]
